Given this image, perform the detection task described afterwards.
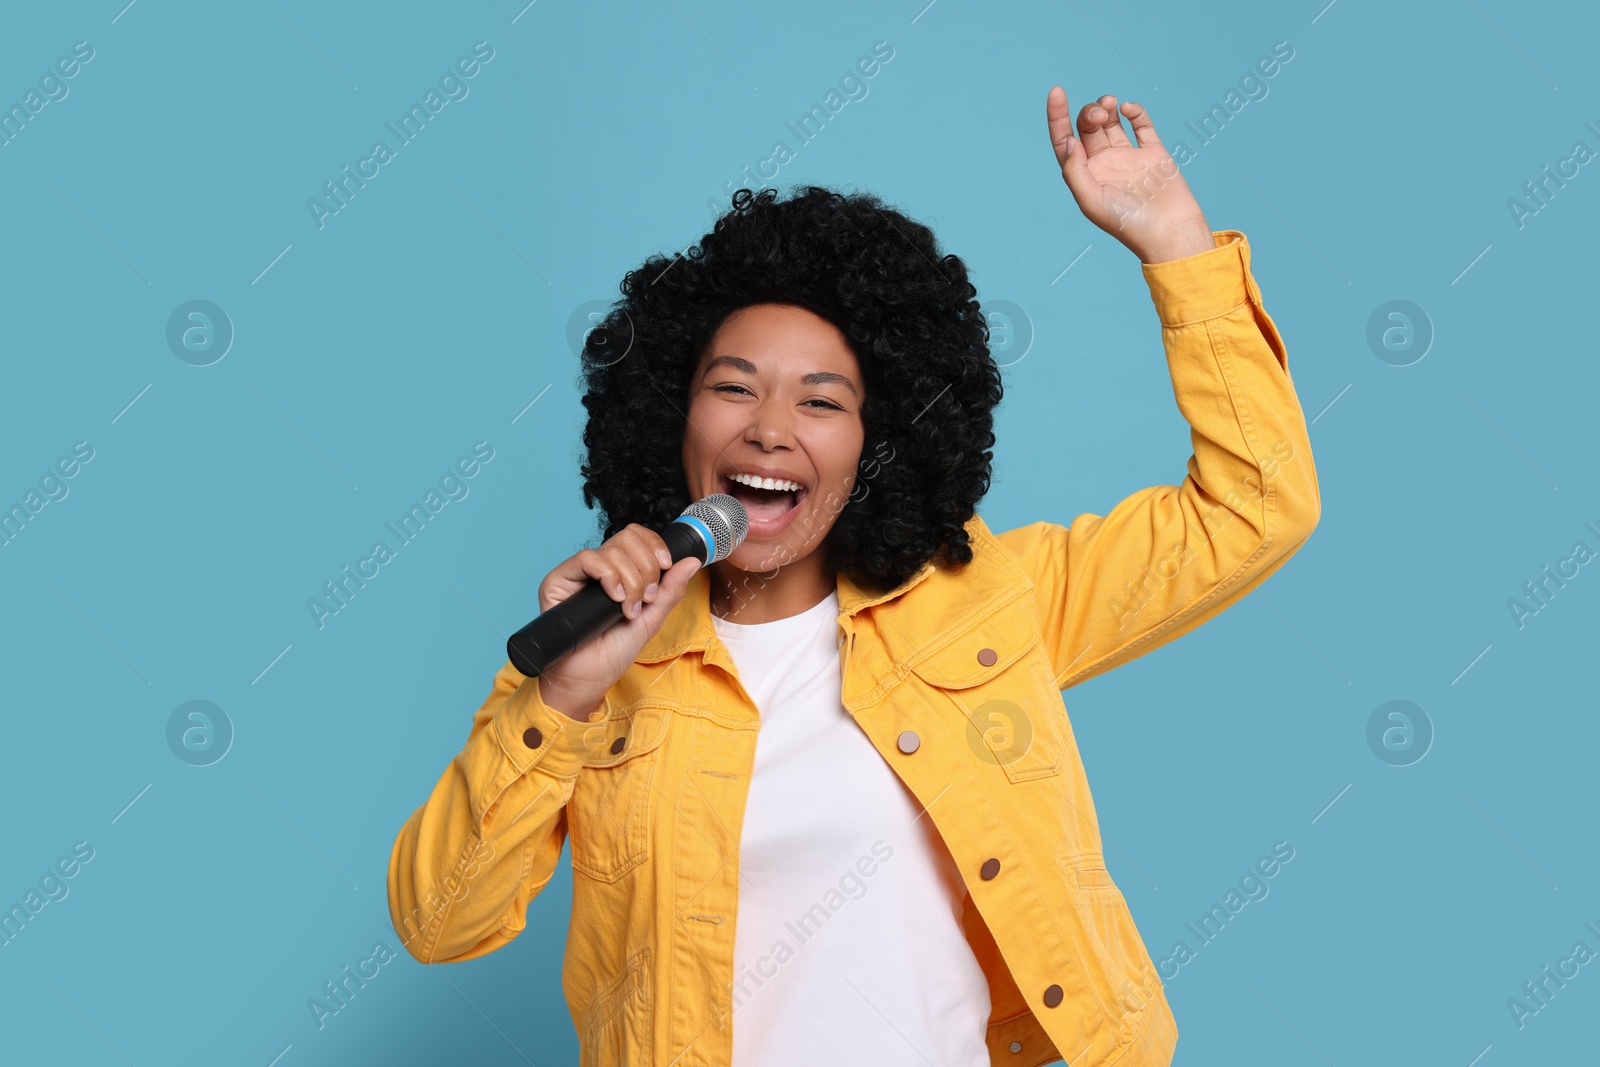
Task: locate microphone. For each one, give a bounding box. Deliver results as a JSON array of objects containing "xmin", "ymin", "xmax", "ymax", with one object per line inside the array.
[{"xmin": 506, "ymin": 494, "xmax": 749, "ymax": 678}]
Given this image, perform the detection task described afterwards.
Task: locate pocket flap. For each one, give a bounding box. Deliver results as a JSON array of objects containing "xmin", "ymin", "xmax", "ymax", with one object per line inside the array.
[
  {"xmin": 582, "ymin": 703, "xmax": 673, "ymax": 768},
  {"xmin": 907, "ymin": 599, "xmax": 1039, "ymax": 689}
]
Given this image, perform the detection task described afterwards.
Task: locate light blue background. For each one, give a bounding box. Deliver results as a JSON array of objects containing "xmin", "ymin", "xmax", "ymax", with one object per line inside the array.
[{"xmin": 2, "ymin": 1, "xmax": 1596, "ymax": 1064}]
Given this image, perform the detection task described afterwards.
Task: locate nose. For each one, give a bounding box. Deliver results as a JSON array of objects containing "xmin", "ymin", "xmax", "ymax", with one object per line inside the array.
[{"xmin": 744, "ymin": 394, "xmax": 795, "ymax": 451}]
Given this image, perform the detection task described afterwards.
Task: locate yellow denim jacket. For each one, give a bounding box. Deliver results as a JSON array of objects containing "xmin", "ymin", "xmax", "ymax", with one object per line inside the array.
[{"xmin": 388, "ymin": 230, "xmax": 1320, "ymax": 1067}]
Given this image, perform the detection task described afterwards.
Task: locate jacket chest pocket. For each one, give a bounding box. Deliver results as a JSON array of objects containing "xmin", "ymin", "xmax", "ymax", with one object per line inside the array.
[
  {"xmin": 906, "ymin": 598, "xmax": 1066, "ymax": 784},
  {"xmin": 568, "ymin": 703, "xmax": 673, "ymax": 883}
]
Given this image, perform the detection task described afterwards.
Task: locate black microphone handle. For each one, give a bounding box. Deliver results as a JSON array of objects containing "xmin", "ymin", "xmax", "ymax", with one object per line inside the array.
[{"xmin": 506, "ymin": 519, "xmax": 711, "ymax": 678}]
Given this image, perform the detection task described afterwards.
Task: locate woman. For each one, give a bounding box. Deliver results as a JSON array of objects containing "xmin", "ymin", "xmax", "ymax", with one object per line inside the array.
[{"xmin": 388, "ymin": 89, "xmax": 1320, "ymax": 1067}]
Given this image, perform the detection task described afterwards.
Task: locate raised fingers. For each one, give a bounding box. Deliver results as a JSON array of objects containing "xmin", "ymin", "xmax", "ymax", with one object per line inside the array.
[
  {"xmin": 1077, "ymin": 94, "xmax": 1129, "ymax": 152},
  {"xmin": 1046, "ymin": 85, "xmax": 1076, "ymax": 169},
  {"xmin": 1121, "ymin": 100, "xmax": 1163, "ymax": 148}
]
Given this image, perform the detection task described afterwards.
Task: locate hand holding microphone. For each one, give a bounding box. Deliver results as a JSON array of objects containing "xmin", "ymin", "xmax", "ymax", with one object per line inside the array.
[{"xmin": 509, "ymin": 495, "xmax": 747, "ymax": 721}]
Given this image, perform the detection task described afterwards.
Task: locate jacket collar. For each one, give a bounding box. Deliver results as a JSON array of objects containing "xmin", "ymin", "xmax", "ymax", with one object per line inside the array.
[{"xmin": 633, "ymin": 511, "xmax": 1023, "ymax": 665}]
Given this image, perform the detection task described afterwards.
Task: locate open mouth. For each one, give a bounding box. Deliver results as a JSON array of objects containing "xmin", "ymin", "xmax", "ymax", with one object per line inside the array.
[{"xmin": 718, "ymin": 473, "xmax": 808, "ymax": 530}]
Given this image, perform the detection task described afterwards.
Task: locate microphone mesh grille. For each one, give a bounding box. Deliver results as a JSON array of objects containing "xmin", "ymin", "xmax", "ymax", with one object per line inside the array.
[{"xmin": 682, "ymin": 494, "xmax": 748, "ymax": 562}]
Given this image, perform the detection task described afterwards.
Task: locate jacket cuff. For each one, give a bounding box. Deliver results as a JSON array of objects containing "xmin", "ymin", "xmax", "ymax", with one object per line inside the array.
[
  {"xmin": 1141, "ymin": 230, "xmax": 1262, "ymax": 328},
  {"xmin": 492, "ymin": 674, "xmax": 607, "ymax": 780}
]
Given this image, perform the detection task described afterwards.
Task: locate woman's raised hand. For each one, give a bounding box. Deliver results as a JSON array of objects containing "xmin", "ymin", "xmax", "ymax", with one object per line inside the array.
[
  {"xmin": 1045, "ymin": 88, "xmax": 1214, "ymax": 264},
  {"xmin": 533, "ymin": 523, "xmax": 703, "ymax": 720}
]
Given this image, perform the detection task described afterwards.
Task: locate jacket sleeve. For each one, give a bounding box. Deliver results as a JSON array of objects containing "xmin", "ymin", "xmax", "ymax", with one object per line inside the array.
[
  {"xmin": 994, "ymin": 230, "xmax": 1321, "ymax": 690},
  {"xmin": 387, "ymin": 659, "xmax": 606, "ymax": 963}
]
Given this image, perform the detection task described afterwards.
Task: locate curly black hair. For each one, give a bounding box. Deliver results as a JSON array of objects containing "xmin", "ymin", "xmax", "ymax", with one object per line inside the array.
[{"xmin": 577, "ymin": 185, "xmax": 1002, "ymax": 593}]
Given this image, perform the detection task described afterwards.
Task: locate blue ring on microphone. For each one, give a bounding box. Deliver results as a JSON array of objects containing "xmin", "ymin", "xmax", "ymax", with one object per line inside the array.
[{"xmin": 674, "ymin": 515, "xmax": 716, "ymax": 562}]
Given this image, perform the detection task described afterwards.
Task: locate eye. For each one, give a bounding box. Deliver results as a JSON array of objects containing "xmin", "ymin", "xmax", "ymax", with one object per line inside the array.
[{"xmin": 712, "ymin": 384, "xmax": 842, "ymax": 411}]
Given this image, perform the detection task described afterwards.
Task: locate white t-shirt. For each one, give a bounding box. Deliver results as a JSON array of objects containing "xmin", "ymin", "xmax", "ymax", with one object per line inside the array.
[{"xmin": 714, "ymin": 588, "xmax": 991, "ymax": 1067}]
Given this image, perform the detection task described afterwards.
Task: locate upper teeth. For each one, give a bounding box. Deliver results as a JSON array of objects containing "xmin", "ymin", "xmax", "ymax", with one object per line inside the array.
[{"xmin": 730, "ymin": 473, "xmax": 802, "ymax": 492}]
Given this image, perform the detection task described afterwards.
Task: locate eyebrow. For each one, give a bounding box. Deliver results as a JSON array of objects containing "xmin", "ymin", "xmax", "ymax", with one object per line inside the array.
[{"xmin": 702, "ymin": 354, "xmax": 859, "ymax": 397}]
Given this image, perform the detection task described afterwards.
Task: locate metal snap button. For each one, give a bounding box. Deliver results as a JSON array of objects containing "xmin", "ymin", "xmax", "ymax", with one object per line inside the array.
[
  {"xmin": 896, "ymin": 730, "xmax": 920, "ymax": 754},
  {"xmin": 1008, "ymin": 1041, "xmax": 1022, "ymax": 1053},
  {"xmin": 522, "ymin": 727, "xmax": 542, "ymax": 748},
  {"xmin": 977, "ymin": 647, "xmax": 997, "ymax": 667},
  {"xmin": 980, "ymin": 858, "xmax": 1000, "ymax": 880},
  {"xmin": 1043, "ymin": 983, "xmax": 1064, "ymax": 1007},
  {"xmin": 610, "ymin": 735, "xmax": 627, "ymax": 755}
]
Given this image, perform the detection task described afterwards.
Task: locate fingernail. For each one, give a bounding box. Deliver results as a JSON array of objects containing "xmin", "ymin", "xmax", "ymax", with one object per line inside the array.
[
  {"xmin": 614, "ymin": 582, "xmax": 625, "ymax": 598},
  {"xmin": 657, "ymin": 549, "xmax": 672, "ymax": 568},
  {"xmin": 627, "ymin": 600, "xmax": 640, "ymax": 618},
  {"xmin": 644, "ymin": 582, "xmax": 659, "ymax": 601}
]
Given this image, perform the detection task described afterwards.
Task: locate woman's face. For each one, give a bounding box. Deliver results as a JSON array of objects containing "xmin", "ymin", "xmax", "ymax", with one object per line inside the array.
[{"xmin": 682, "ymin": 302, "xmax": 866, "ymax": 574}]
